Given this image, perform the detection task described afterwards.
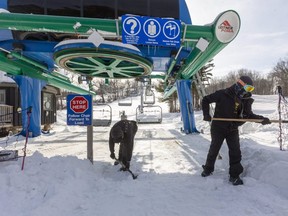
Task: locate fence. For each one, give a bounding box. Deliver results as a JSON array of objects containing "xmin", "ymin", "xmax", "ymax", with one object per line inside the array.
[{"xmin": 0, "ymin": 104, "xmax": 13, "ymax": 127}]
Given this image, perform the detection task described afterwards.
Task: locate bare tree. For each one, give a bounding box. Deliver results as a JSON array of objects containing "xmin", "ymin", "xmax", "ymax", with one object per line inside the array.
[
  {"xmin": 92, "ymin": 79, "xmax": 106, "ymax": 103},
  {"xmin": 206, "ymin": 69, "xmax": 274, "ymax": 95},
  {"xmin": 269, "ymin": 58, "xmax": 288, "ymax": 96},
  {"xmin": 192, "ymin": 60, "xmax": 214, "ymax": 109}
]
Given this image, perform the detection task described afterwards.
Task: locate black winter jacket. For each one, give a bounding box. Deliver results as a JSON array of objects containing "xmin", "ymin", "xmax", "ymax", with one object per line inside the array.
[
  {"xmin": 109, "ymin": 120, "xmax": 138, "ymax": 161},
  {"xmin": 202, "ymin": 84, "xmax": 264, "ymax": 130}
]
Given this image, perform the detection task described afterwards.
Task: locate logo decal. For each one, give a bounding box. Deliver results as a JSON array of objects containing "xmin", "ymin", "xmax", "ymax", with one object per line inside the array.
[
  {"xmin": 218, "ymin": 20, "xmax": 234, "ymax": 33},
  {"xmin": 234, "ymin": 102, "xmax": 240, "ymax": 114},
  {"xmin": 214, "ymin": 11, "xmax": 240, "ymax": 43}
]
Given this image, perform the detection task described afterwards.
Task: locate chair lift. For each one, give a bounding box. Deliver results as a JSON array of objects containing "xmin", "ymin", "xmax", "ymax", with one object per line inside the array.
[
  {"xmin": 135, "ymin": 78, "xmax": 162, "ymax": 123},
  {"xmin": 92, "ymin": 103, "xmax": 112, "ymax": 127},
  {"xmin": 118, "ymin": 88, "xmax": 133, "ymax": 106},
  {"xmin": 143, "ymin": 89, "xmax": 155, "ymax": 105},
  {"xmin": 119, "ymin": 110, "xmax": 128, "ymax": 120},
  {"xmin": 136, "ymin": 105, "xmax": 162, "ymax": 124},
  {"xmin": 118, "ymin": 96, "xmax": 132, "ymax": 106}
]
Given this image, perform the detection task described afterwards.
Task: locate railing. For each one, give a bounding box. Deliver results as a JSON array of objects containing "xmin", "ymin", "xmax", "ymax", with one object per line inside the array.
[{"xmin": 0, "ymin": 104, "xmax": 13, "ymax": 126}]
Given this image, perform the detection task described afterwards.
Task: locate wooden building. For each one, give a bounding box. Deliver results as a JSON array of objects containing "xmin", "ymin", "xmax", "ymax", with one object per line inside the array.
[{"xmin": 0, "ymin": 81, "xmax": 60, "ymax": 135}]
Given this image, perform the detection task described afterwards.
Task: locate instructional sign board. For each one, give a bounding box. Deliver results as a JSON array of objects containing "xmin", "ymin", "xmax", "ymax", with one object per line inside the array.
[
  {"xmin": 67, "ymin": 94, "xmax": 92, "ymax": 126},
  {"xmin": 122, "ymin": 15, "xmax": 181, "ymax": 47}
]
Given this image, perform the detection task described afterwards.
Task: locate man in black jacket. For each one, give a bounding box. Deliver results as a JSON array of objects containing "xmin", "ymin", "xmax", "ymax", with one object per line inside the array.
[
  {"xmin": 109, "ymin": 119, "xmax": 138, "ymax": 171},
  {"xmin": 201, "ymin": 76, "xmax": 271, "ymax": 185}
]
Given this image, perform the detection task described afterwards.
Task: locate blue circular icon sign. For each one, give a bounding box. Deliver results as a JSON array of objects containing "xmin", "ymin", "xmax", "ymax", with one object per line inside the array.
[
  {"xmin": 163, "ymin": 21, "xmax": 181, "ymax": 40},
  {"xmin": 123, "ymin": 17, "xmax": 141, "ymax": 36},
  {"xmin": 143, "ymin": 19, "xmax": 161, "ymax": 38},
  {"xmin": 122, "ymin": 15, "xmax": 181, "ymax": 48}
]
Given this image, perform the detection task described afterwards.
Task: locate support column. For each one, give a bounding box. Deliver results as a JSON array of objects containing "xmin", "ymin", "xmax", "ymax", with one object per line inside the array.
[
  {"xmin": 176, "ymin": 80, "xmax": 199, "ymax": 134},
  {"xmin": 14, "ymin": 76, "xmax": 46, "ymax": 137}
]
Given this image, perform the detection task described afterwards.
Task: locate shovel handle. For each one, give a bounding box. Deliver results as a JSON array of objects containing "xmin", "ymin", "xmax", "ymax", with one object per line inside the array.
[{"xmin": 212, "ymin": 118, "xmax": 288, "ymax": 123}]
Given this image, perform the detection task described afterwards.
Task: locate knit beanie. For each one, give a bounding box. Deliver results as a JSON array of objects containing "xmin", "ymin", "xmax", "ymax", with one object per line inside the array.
[{"xmin": 239, "ymin": 76, "xmax": 253, "ymax": 86}]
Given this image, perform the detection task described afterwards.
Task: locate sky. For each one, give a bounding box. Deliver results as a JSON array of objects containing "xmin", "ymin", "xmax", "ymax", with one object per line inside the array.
[
  {"xmin": 1, "ymin": 92, "xmax": 288, "ymax": 216},
  {"xmin": 187, "ymin": 0, "xmax": 288, "ymax": 78}
]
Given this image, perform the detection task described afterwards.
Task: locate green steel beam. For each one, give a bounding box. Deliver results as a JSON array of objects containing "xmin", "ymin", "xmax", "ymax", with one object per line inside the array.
[
  {"xmin": 163, "ymin": 85, "xmax": 177, "ymax": 100},
  {"xmin": 162, "ymin": 10, "xmax": 241, "ymax": 99},
  {"xmin": 150, "ymin": 74, "xmax": 166, "ymax": 80},
  {"xmin": 0, "ymin": 12, "xmax": 118, "ymax": 35},
  {"xmin": 9, "ymin": 51, "xmax": 48, "ymax": 71},
  {"xmin": 0, "ymin": 52, "xmax": 94, "ymax": 95},
  {"xmin": 0, "ymin": 12, "xmax": 214, "ymax": 42},
  {"xmin": 183, "ymin": 25, "xmax": 214, "ymax": 41},
  {"xmin": 0, "ymin": 10, "xmax": 240, "ymax": 100},
  {"xmin": 180, "ymin": 40, "xmax": 227, "ymax": 80}
]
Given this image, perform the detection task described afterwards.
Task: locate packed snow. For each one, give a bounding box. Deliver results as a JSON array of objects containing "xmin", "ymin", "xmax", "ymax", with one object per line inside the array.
[{"xmin": 0, "ymin": 93, "xmax": 288, "ymax": 216}]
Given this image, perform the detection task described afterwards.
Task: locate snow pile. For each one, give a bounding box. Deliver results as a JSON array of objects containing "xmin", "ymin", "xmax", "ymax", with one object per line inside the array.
[{"xmin": 0, "ymin": 94, "xmax": 288, "ymax": 216}]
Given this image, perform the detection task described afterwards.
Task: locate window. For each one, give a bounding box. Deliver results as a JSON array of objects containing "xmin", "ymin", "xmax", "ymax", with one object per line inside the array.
[
  {"xmin": 118, "ymin": 0, "xmax": 148, "ymax": 17},
  {"xmin": 43, "ymin": 92, "xmax": 53, "ymax": 111},
  {"xmin": 8, "ymin": 0, "xmax": 45, "ymax": 14},
  {"xmin": 0, "ymin": 89, "xmax": 6, "ymax": 104},
  {"xmin": 8, "ymin": 0, "xmax": 180, "ymax": 19},
  {"xmin": 83, "ymin": 0, "xmax": 116, "ymax": 18},
  {"xmin": 150, "ymin": 0, "xmax": 179, "ymax": 19},
  {"xmin": 46, "ymin": 0, "xmax": 81, "ymax": 17}
]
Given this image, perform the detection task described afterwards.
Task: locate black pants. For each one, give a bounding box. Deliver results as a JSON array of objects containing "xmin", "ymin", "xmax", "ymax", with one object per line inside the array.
[
  {"xmin": 204, "ymin": 126, "xmax": 243, "ymax": 178},
  {"xmin": 118, "ymin": 122, "xmax": 138, "ymax": 168}
]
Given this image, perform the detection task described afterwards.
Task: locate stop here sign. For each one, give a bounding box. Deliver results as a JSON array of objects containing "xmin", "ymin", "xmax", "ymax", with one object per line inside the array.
[
  {"xmin": 70, "ymin": 96, "xmax": 88, "ymax": 113},
  {"xmin": 67, "ymin": 94, "xmax": 92, "ymax": 125}
]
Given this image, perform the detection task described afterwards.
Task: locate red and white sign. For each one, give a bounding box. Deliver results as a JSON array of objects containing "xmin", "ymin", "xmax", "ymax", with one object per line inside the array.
[
  {"xmin": 70, "ymin": 96, "xmax": 89, "ymax": 113},
  {"xmin": 215, "ymin": 10, "xmax": 240, "ymax": 44}
]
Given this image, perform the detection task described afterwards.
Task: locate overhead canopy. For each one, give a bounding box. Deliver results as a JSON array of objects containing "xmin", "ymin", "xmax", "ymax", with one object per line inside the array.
[{"xmin": 0, "ymin": 1, "xmax": 240, "ymax": 98}]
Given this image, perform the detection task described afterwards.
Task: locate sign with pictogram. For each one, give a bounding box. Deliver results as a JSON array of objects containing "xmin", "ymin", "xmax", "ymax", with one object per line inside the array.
[
  {"xmin": 122, "ymin": 15, "xmax": 181, "ymax": 47},
  {"xmin": 67, "ymin": 94, "xmax": 92, "ymax": 126}
]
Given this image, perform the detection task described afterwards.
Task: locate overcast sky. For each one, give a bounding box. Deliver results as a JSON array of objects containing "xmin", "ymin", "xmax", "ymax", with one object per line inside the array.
[{"xmin": 187, "ymin": 0, "xmax": 288, "ymax": 78}]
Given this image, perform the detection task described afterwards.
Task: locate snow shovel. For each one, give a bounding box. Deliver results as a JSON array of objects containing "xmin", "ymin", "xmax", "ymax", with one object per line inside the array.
[
  {"xmin": 0, "ymin": 150, "xmax": 19, "ymax": 162},
  {"xmin": 115, "ymin": 158, "xmax": 138, "ymax": 180},
  {"xmin": 212, "ymin": 118, "xmax": 288, "ymax": 123}
]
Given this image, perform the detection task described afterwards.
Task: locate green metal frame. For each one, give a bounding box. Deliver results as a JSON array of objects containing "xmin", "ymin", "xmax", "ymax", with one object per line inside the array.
[
  {"xmin": 0, "ymin": 10, "xmax": 240, "ymax": 97},
  {"xmin": 54, "ymin": 48, "xmax": 153, "ymax": 79},
  {"xmin": 0, "ymin": 51, "xmax": 92, "ymax": 94}
]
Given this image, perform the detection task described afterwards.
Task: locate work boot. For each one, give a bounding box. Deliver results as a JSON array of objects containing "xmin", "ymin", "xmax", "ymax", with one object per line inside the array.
[
  {"xmin": 201, "ymin": 165, "xmax": 213, "ymax": 177},
  {"xmin": 201, "ymin": 170, "xmax": 213, "ymax": 177},
  {"xmin": 119, "ymin": 167, "xmax": 128, "ymax": 172},
  {"xmin": 229, "ymin": 176, "xmax": 244, "ymax": 186}
]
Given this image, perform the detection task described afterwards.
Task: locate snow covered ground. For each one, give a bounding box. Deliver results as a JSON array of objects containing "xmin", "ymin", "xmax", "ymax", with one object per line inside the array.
[{"xmin": 0, "ymin": 93, "xmax": 288, "ymax": 216}]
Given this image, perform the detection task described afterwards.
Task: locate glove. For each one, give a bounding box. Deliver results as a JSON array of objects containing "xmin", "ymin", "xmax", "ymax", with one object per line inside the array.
[
  {"xmin": 203, "ymin": 115, "xmax": 212, "ymax": 122},
  {"xmin": 110, "ymin": 152, "xmax": 116, "ymax": 159},
  {"xmin": 261, "ymin": 117, "xmax": 271, "ymax": 125}
]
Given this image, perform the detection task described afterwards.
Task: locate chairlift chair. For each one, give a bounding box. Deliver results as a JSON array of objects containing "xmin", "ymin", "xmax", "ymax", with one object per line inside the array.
[
  {"xmin": 136, "ymin": 105, "xmax": 162, "ymax": 124},
  {"xmin": 143, "ymin": 90, "xmax": 155, "ymax": 105},
  {"xmin": 118, "ymin": 96, "xmax": 132, "ymax": 106},
  {"xmin": 119, "ymin": 110, "xmax": 128, "ymax": 120},
  {"xmin": 92, "ymin": 103, "xmax": 112, "ymax": 127}
]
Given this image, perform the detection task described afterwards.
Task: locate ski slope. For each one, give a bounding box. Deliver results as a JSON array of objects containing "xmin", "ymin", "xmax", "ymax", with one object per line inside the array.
[{"xmin": 0, "ymin": 93, "xmax": 287, "ymax": 216}]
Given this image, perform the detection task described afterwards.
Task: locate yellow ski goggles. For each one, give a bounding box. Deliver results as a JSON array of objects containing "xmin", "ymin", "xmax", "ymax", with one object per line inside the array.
[{"xmin": 238, "ymin": 79, "xmax": 255, "ymax": 92}]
